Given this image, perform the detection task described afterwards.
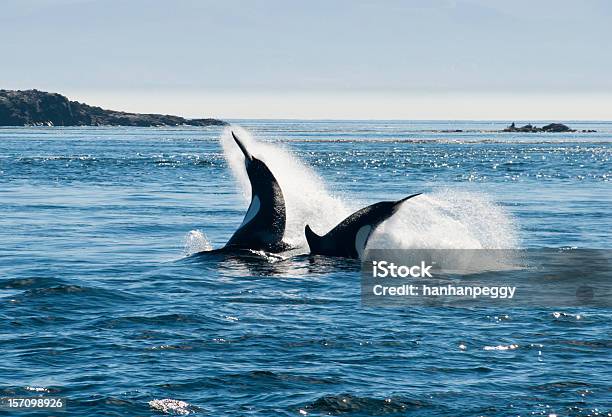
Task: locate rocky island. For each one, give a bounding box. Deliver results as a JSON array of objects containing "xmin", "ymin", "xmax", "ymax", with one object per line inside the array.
[
  {"xmin": 0, "ymin": 89, "xmax": 226, "ymax": 127},
  {"xmin": 503, "ymin": 122, "xmax": 595, "ymax": 133}
]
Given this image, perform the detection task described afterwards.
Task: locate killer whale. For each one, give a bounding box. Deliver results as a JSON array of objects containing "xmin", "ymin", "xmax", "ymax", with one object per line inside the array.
[
  {"xmin": 221, "ymin": 132, "xmax": 290, "ymax": 253},
  {"xmin": 304, "ymin": 193, "xmax": 422, "ymax": 259}
]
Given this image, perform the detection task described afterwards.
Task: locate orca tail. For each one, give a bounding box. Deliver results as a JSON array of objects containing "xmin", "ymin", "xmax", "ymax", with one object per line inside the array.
[{"xmin": 304, "ymin": 224, "xmax": 323, "ymax": 253}]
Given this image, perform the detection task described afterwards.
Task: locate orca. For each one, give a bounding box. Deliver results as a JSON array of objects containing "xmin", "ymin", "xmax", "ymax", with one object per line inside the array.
[
  {"xmin": 304, "ymin": 193, "xmax": 422, "ymax": 259},
  {"xmin": 222, "ymin": 132, "xmax": 290, "ymax": 253}
]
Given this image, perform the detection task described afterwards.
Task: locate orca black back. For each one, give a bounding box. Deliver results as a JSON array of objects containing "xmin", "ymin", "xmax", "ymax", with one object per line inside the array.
[{"xmin": 305, "ymin": 193, "xmax": 422, "ymax": 258}]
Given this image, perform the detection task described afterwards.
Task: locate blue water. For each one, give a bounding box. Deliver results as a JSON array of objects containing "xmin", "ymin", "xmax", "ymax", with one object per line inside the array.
[{"xmin": 0, "ymin": 121, "xmax": 610, "ymax": 416}]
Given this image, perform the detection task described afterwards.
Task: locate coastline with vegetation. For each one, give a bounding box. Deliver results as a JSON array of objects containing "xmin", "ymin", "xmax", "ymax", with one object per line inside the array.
[{"xmin": 0, "ymin": 89, "xmax": 226, "ymax": 127}]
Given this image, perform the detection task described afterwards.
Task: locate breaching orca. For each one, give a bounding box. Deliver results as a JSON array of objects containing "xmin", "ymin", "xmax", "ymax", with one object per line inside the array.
[
  {"xmin": 304, "ymin": 193, "xmax": 422, "ymax": 259},
  {"xmin": 223, "ymin": 132, "xmax": 290, "ymax": 253}
]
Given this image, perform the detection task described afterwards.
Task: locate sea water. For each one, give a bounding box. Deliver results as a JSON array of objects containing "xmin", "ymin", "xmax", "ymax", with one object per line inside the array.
[{"xmin": 0, "ymin": 121, "xmax": 610, "ymax": 416}]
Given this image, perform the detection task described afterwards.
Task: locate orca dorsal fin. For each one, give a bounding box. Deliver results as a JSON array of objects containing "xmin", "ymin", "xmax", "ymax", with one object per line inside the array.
[
  {"xmin": 395, "ymin": 192, "xmax": 422, "ymax": 207},
  {"xmin": 305, "ymin": 224, "xmax": 322, "ymax": 252}
]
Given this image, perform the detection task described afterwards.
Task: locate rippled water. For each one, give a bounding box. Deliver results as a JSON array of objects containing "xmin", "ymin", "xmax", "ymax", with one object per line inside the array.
[{"xmin": 0, "ymin": 121, "xmax": 610, "ymax": 416}]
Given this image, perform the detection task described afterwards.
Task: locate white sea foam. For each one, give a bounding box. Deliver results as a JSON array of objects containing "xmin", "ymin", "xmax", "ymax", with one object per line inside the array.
[
  {"xmin": 552, "ymin": 311, "xmax": 583, "ymax": 320},
  {"xmin": 368, "ymin": 189, "xmax": 519, "ymax": 250},
  {"xmin": 220, "ymin": 126, "xmax": 519, "ymax": 255},
  {"xmin": 483, "ymin": 344, "xmax": 519, "ymax": 351},
  {"xmin": 25, "ymin": 386, "xmax": 48, "ymax": 392},
  {"xmin": 149, "ymin": 398, "xmax": 192, "ymax": 415}
]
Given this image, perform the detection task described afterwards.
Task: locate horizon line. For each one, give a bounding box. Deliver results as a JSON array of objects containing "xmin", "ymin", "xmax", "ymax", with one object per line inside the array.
[{"xmin": 224, "ymin": 118, "xmax": 611, "ymax": 122}]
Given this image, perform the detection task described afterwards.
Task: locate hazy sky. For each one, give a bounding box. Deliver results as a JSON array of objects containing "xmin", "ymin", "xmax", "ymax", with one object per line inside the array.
[{"xmin": 2, "ymin": 0, "xmax": 611, "ymax": 119}]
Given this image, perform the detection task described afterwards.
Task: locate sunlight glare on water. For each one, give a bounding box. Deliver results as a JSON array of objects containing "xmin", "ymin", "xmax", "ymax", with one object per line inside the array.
[{"xmin": 0, "ymin": 120, "xmax": 610, "ymax": 416}]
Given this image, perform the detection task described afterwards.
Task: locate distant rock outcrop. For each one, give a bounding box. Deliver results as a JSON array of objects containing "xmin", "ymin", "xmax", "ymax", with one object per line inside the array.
[
  {"xmin": 0, "ymin": 89, "xmax": 227, "ymax": 127},
  {"xmin": 503, "ymin": 122, "xmax": 594, "ymax": 133},
  {"xmin": 541, "ymin": 123, "xmax": 573, "ymax": 132}
]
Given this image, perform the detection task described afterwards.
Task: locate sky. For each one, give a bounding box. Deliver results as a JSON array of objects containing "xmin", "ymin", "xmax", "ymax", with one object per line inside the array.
[{"xmin": 2, "ymin": 0, "xmax": 612, "ymax": 120}]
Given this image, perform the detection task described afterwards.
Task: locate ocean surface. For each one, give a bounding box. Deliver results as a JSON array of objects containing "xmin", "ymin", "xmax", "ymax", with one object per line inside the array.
[{"xmin": 0, "ymin": 120, "xmax": 610, "ymax": 416}]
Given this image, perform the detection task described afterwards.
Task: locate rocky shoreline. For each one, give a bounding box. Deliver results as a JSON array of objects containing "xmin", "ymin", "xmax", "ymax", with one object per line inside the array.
[{"xmin": 0, "ymin": 89, "xmax": 226, "ymax": 127}]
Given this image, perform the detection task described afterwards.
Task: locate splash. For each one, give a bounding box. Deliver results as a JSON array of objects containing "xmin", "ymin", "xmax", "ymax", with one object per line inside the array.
[
  {"xmin": 221, "ymin": 126, "xmax": 519, "ymax": 254},
  {"xmin": 183, "ymin": 229, "xmax": 212, "ymax": 256},
  {"xmin": 148, "ymin": 398, "xmax": 192, "ymax": 415},
  {"xmin": 368, "ymin": 189, "xmax": 519, "ymax": 250},
  {"xmin": 221, "ymin": 126, "xmax": 350, "ymax": 247}
]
